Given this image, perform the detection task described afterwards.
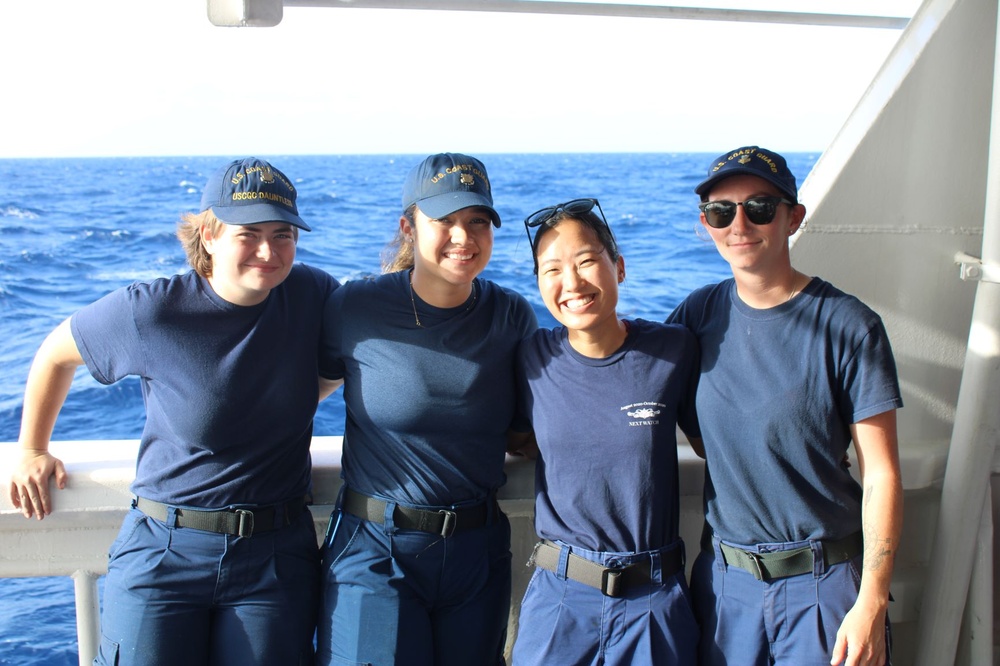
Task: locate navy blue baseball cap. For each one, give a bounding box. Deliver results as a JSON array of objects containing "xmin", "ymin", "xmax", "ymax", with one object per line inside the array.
[
  {"xmin": 402, "ymin": 153, "xmax": 501, "ymax": 227},
  {"xmin": 695, "ymin": 146, "xmax": 798, "ymax": 203},
  {"xmin": 200, "ymin": 157, "xmax": 311, "ymax": 231}
]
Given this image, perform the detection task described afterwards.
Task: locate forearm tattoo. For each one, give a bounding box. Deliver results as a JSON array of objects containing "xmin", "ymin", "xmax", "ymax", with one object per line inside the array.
[{"xmin": 862, "ymin": 483, "xmax": 894, "ymax": 571}]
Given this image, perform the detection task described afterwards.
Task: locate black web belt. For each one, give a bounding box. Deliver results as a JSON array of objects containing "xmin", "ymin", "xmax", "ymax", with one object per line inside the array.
[
  {"xmin": 135, "ymin": 495, "xmax": 307, "ymax": 538},
  {"xmin": 340, "ymin": 487, "xmax": 498, "ymax": 538},
  {"xmin": 530, "ymin": 539, "xmax": 684, "ymax": 598},
  {"xmin": 706, "ymin": 529, "xmax": 864, "ymax": 581}
]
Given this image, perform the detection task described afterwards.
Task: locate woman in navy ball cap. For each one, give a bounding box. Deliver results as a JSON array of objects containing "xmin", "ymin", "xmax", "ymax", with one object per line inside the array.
[
  {"xmin": 10, "ymin": 157, "xmax": 340, "ymax": 665},
  {"xmin": 315, "ymin": 152, "xmax": 537, "ymax": 666},
  {"xmin": 668, "ymin": 146, "xmax": 903, "ymax": 666}
]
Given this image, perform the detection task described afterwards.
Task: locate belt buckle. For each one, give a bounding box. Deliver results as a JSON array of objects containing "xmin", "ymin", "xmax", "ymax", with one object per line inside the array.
[
  {"xmin": 437, "ymin": 509, "xmax": 457, "ymax": 537},
  {"xmin": 235, "ymin": 509, "xmax": 255, "ymax": 537},
  {"xmin": 601, "ymin": 568, "xmax": 624, "ymax": 597}
]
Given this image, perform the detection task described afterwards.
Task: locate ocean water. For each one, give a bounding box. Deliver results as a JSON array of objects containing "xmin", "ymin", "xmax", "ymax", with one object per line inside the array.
[{"xmin": 0, "ymin": 152, "xmax": 817, "ymax": 663}]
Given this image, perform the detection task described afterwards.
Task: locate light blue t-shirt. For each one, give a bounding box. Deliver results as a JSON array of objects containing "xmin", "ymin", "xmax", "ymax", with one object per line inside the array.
[
  {"xmin": 517, "ymin": 319, "xmax": 700, "ymax": 553},
  {"xmin": 71, "ymin": 265, "xmax": 340, "ymax": 508},
  {"xmin": 320, "ymin": 272, "xmax": 538, "ymax": 507},
  {"xmin": 667, "ymin": 277, "xmax": 902, "ymax": 544}
]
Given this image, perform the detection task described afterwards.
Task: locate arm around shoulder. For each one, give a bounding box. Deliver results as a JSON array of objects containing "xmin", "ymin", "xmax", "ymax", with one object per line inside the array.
[
  {"xmin": 684, "ymin": 434, "xmax": 706, "ymax": 458},
  {"xmin": 506, "ymin": 429, "xmax": 539, "ymax": 460},
  {"xmin": 318, "ymin": 376, "xmax": 344, "ymax": 403}
]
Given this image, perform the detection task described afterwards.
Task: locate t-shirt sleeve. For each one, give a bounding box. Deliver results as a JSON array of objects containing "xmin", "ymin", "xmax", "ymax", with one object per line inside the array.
[
  {"xmin": 841, "ymin": 317, "xmax": 903, "ymax": 424},
  {"xmin": 677, "ymin": 328, "xmax": 702, "ymax": 438},
  {"xmin": 665, "ymin": 299, "xmax": 688, "ymax": 326},
  {"xmin": 318, "ymin": 282, "xmax": 348, "ymax": 380},
  {"xmin": 508, "ymin": 292, "xmax": 539, "ymax": 433},
  {"xmin": 511, "ymin": 290, "xmax": 539, "ymax": 338},
  {"xmin": 70, "ymin": 285, "xmax": 145, "ymax": 385},
  {"xmin": 511, "ymin": 337, "xmax": 535, "ymax": 434}
]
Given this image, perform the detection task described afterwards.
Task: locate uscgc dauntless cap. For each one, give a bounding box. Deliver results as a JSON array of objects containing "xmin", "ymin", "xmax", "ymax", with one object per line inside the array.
[
  {"xmin": 201, "ymin": 157, "xmax": 311, "ymax": 231},
  {"xmin": 402, "ymin": 153, "xmax": 501, "ymax": 227},
  {"xmin": 695, "ymin": 146, "xmax": 798, "ymax": 203}
]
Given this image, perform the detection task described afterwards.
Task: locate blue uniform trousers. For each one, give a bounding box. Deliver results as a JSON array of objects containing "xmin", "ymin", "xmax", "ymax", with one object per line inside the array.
[
  {"xmin": 95, "ymin": 505, "xmax": 320, "ymax": 666},
  {"xmin": 691, "ymin": 535, "xmax": 892, "ymax": 666},
  {"xmin": 316, "ymin": 501, "xmax": 512, "ymax": 666},
  {"xmin": 511, "ymin": 540, "xmax": 698, "ymax": 666}
]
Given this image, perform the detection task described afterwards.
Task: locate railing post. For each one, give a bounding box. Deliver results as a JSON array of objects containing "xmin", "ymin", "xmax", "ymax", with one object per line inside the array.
[{"xmin": 72, "ymin": 570, "xmax": 100, "ymax": 666}]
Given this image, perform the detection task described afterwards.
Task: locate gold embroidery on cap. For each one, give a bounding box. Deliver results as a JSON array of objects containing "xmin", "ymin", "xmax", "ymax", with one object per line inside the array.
[
  {"xmin": 260, "ymin": 166, "xmax": 275, "ymax": 183},
  {"xmin": 738, "ymin": 155, "xmax": 751, "ymax": 165},
  {"xmin": 460, "ymin": 174, "xmax": 474, "ymax": 186}
]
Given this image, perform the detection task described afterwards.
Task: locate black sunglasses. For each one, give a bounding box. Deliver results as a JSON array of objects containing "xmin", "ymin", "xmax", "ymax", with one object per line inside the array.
[
  {"xmin": 698, "ymin": 196, "xmax": 796, "ymax": 229},
  {"xmin": 523, "ymin": 198, "xmax": 610, "ymax": 247}
]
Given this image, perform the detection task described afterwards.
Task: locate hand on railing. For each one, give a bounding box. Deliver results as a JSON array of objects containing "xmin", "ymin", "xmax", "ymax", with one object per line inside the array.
[{"xmin": 9, "ymin": 449, "xmax": 67, "ymax": 520}]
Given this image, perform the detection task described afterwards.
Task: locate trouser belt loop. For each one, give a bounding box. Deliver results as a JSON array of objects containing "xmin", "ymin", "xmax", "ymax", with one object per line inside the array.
[
  {"xmin": 340, "ymin": 487, "xmax": 495, "ymax": 537},
  {"xmin": 701, "ymin": 523, "xmax": 727, "ymax": 573},
  {"xmin": 811, "ymin": 539, "xmax": 826, "ymax": 578},
  {"xmin": 381, "ymin": 499, "xmax": 397, "ymax": 535},
  {"xmin": 556, "ymin": 542, "xmax": 571, "ymax": 581},
  {"xmin": 648, "ymin": 549, "xmax": 663, "ymax": 586},
  {"xmin": 532, "ymin": 540, "xmax": 684, "ymax": 598},
  {"xmin": 167, "ymin": 505, "xmax": 180, "ymax": 529}
]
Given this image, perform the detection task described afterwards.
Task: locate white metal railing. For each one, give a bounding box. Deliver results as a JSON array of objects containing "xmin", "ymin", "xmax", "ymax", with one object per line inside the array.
[{"xmin": 0, "ymin": 436, "xmax": 951, "ymax": 665}]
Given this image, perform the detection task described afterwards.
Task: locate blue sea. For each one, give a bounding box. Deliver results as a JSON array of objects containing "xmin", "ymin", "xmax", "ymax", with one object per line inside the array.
[{"xmin": 0, "ymin": 152, "xmax": 817, "ymax": 663}]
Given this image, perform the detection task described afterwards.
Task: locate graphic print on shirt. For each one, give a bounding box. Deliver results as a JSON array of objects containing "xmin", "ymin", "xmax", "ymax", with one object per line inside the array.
[{"xmin": 623, "ymin": 401, "xmax": 665, "ymax": 426}]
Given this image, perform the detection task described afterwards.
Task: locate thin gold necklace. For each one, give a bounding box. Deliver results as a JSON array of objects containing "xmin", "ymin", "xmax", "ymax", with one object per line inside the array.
[
  {"xmin": 408, "ymin": 270, "xmax": 478, "ymax": 328},
  {"xmin": 785, "ymin": 271, "xmax": 805, "ymax": 303}
]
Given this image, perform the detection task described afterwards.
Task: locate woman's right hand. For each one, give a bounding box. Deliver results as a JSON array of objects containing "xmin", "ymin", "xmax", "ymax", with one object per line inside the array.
[
  {"xmin": 11, "ymin": 317, "xmax": 82, "ymax": 520},
  {"xmin": 10, "ymin": 448, "xmax": 67, "ymax": 520}
]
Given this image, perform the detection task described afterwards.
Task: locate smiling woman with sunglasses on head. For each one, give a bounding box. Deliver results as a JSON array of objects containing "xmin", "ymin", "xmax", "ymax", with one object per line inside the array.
[
  {"xmin": 667, "ymin": 146, "xmax": 903, "ymax": 666},
  {"xmin": 512, "ymin": 198, "xmax": 701, "ymax": 665}
]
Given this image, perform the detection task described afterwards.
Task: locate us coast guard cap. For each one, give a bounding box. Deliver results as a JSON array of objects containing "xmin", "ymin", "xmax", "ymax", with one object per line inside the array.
[
  {"xmin": 200, "ymin": 157, "xmax": 311, "ymax": 231},
  {"xmin": 402, "ymin": 153, "xmax": 501, "ymax": 227},
  {"xmin": 695, "ymin": 146, "xmax": 798, "ymax": 203}
]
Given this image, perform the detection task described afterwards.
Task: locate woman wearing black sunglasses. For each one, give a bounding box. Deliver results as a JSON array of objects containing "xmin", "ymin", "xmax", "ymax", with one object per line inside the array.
[
  {"xmin": 667, "ymin": 146, "xmax": 903, "ymax": 666},
  {"xmin": 512, "ymin": 198, "xmax": 701, "ymax": 665}
]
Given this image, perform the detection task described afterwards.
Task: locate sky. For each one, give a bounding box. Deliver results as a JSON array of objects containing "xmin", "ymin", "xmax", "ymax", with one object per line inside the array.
[{"xmin": 0, "ymin": 0, "xmax": 922, "ymax": 158}]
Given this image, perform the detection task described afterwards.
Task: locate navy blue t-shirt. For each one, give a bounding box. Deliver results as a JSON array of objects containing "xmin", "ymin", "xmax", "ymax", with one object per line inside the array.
[
  {"xmin": 319, "ymin": 272, "xmax": 538, "ymax": 507},
  {"xmin": 667, "ymin": 277, "xmax": 902, "ymax": 544},
  {"xmin": 71, "ymin": 265, "xmax": 339, "ymax": 508},
  {"xmin": 517, "ymin": 319, "xmax": 700, "ymax": 553}
]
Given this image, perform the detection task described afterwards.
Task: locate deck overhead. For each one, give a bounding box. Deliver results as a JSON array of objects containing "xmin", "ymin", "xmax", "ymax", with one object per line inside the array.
[{"xmin": 207, "ymin": 0, "xmax": 910, "ymax": 28}]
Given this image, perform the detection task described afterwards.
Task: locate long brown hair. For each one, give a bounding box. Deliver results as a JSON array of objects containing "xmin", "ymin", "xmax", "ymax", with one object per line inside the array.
[{"xmin": 381, "ymin": 204, "xmax": 417, "ymax": 273}]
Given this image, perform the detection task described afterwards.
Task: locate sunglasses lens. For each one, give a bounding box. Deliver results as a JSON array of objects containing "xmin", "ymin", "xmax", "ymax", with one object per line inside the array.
[
  {"xmin": 562, "ymin": 199, "xmax": 597, "ymax": 216},
  {"xmin": 701, "ymin": 202, "xmax": 736, "ymax": 228},
  {"xmin": 743, "ymin": 197, "xmax": 778, "ymax": 225},
  {"xmin": 700, "ymin": 197, "xmax": 785, "ymax": 228},
  {"xmin": 526, "ymin": 207, "xmax": 557, "ymax": 228}
]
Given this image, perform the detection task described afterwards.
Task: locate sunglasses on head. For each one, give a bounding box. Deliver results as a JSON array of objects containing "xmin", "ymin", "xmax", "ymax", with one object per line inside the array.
[
  {"xmin": 698, "ymin": 196, "xmax": 796, "ymax": 229},
  {"xmin": 523, "ymin": 198, "xmax": 609, "ymax": 247}
]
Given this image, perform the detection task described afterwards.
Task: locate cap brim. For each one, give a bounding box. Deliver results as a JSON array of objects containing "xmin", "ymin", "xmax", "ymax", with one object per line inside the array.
[
  {"xmin": 695, "ymin": 169, "xmax": 797, "ymax": 203},
  {"xmin": 211, "ymin": 203, "xmax": 312, "ymax": 231},
  {"xmin": 415, "ymin": 192, "xmax": 501, "ymax": 227}
]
